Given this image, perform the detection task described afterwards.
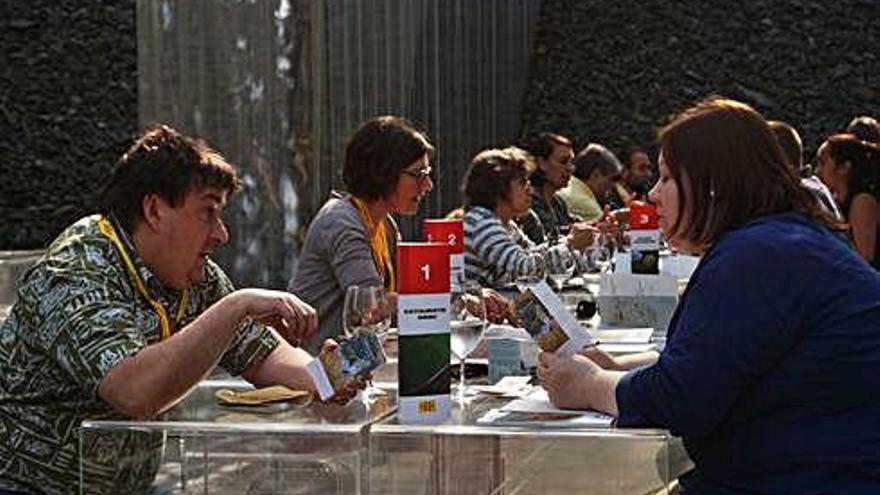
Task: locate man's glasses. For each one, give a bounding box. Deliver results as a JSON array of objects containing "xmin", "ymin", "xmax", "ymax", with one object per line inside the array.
[{"xmin": 401, "ymin": 166, "xmax": 433, "ymax": 184}]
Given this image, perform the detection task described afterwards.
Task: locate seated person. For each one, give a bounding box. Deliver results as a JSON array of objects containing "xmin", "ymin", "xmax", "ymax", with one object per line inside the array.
[
  {"xmin": 816, "ymin": 133, "xmax": 880, "ymax": 268},
  {"xmin": 516, "ymin": 132, "xmax": 595, "ymax": 249},
  {"xmin": 847, "ymin": 115, "xmax": 880, "ymax": 144},
  {"xmin": 462, "ymin": 147, "xmax": 594, "ymax": 288},
  {"xmin": 606, "ymin": 142, "xmax": 655, "ymax": 209},
  {"xmin": 0, "ymin": 125, "xmax": 337, "ymax": 495},
  {"xmin": 768, "ymin": 119, "xmax": 842, "ymax": 219},
  {"xmin": 559, "ymin": 143, "xmax": 624, "ymax": 223},
  {"xmin": 540, "ymin": 98, "xmax": 880, "ymax": 494},
  {"xmin": 289, "ymin": 116, "xmax": 434, "ymax": 352}
]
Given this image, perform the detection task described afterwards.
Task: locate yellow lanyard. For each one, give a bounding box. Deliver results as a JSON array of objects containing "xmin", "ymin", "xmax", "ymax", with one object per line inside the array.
[
  {"xmin": 351, "ymin": 197, "xmax": 396, "ymax": 292},
  {"xmin": 97, "ymin": 216, "xmax": 188, "ymax": 341}
]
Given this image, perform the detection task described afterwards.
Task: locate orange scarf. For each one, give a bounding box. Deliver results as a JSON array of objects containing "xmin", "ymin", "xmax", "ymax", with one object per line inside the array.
[{"xmin": 351, "ymin": 197, "xmax": 395, "ymax": 292}]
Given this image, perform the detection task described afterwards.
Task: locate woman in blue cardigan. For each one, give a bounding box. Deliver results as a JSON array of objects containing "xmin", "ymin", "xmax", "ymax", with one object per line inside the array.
[{"xmin": 539, "ymin": 97, "xmax": 880, "ymax": 494}]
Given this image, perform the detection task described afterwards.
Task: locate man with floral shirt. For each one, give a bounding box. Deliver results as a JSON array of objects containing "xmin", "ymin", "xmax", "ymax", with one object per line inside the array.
[{"xmin": 0, "ymin": 125, "xmax": 324, "ymax": 495}]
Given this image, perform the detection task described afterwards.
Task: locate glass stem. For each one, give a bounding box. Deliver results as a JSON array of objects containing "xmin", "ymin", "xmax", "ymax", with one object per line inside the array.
[{"xmin": 459, "ymin": 358, "xmax": 467, "ymax": 401}]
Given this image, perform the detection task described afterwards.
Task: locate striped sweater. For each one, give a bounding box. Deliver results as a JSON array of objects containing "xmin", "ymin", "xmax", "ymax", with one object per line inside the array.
[{"xmin": 463, "ymin": 206, "xmax": 545, "ymax": 288}]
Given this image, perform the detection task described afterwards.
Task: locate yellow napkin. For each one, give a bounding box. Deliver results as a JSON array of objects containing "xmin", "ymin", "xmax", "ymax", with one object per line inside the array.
[{"xmin": 215, "ymin": 385, "xmax": 312, "ymax": 407}]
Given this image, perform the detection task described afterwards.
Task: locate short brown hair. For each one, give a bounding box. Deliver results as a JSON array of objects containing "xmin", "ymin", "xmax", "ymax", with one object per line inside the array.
[
  {"xmin": 572, "ymin": 143, "xmax": 622, "ymax": 182},
  {"xmin": 660, "ymin": 97, "xmax": 833, "ymax": 247},
  {"xmin": 101, "ymin": 124, "xmax": 239, "ymax": 233},
  {"xmin": 462, "ymin": 147, "xmax": 535, "ymax": 210},
  {"xmin": 343, "ymin": 116, "xmax": 434, "ymax": 201}
]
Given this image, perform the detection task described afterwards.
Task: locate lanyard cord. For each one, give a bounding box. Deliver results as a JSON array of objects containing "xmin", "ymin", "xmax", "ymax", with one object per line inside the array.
[{"xmin": 97, "ymin": 215, "xmax": 188, "ymax": 341}]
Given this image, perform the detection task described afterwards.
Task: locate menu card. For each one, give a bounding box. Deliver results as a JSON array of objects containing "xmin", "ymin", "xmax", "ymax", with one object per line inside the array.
[
  {"xmin": 397, "ymin": 242, "xmax": 452, "ymax": 424},
  {"xmin": 514, "ymin": 278, "xmax": 597, "ymax": 356}
]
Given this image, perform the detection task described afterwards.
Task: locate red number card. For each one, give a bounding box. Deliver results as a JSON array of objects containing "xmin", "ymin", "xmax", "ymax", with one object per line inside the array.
[
  {"xmin": 422, "ymin": 219, "xmax": 464, "ymax": 255},
  {"xmin": 630, "ymin": 201, "xmax": 659, "ymax": 230},
  {"xmin": 397, "ymin": 242, "xmax": 451, "ymax": 295}
]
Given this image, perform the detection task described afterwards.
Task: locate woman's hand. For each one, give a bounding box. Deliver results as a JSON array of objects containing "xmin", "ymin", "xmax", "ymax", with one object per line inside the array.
[
  {"xmin": 580, "ymin": 345, "xmax": 621, "ymax": 370},
  {"xmin": 538, "ymin": 351, "xmax": 621, "ymax": 416},
  {"xmin": 567, "ymin": 222, "xmax": 599, "ymax": 251},
  {"xmin": 481, "ymin": 288, "xmax": 515, "ymax": 324}
]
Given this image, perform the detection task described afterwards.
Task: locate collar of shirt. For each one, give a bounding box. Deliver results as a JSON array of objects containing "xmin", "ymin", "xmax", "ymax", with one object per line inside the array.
[{"xmin": 107, "ymin": 214, "xmax": 182, "ymax": 306}]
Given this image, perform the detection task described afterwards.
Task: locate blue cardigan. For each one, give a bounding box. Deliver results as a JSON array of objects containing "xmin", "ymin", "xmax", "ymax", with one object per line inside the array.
[{"xmin": 616, "ymin": 213, "xmax": 880, "ymax": 495}]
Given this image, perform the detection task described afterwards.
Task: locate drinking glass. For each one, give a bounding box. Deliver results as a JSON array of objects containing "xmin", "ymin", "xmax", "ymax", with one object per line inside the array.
[
  {"xmin": 449, "ymin": 282, "xmax": 487, "ymax": 404},
  {"xmin": 544, "ymin": 243, "xmax": 576, "ymax": 291},
  {"xmin": 342, "ymin": 285, "xmax": 391, "ymax": 401},
  {"xmin": 581, "ymin": 230, "xmax": 613, "ymax": 274}
]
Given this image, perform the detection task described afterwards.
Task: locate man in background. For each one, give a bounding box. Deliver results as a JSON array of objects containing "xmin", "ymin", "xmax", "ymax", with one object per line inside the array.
[{"xmin": 518, "ymin": 132, "xmax": 594, "ymax": 249}]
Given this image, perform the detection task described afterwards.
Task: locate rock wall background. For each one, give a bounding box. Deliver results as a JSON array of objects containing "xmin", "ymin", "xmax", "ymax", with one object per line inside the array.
[
  {"xmin": 521, "ymin": 0, "xmax": 879, "ymax": 160},
  {"xmin": 0, "ymin": 0, "xmax": 137, "ymax": 249},
  {"xmin": 2, "ymin": 0, "xmax": 878, "ymax": 280}
]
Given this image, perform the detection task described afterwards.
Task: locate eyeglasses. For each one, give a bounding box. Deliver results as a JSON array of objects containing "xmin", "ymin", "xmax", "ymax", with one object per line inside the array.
[{"xmin": 401, "ymin": 166, "xmax": 433, "ymax": 184}]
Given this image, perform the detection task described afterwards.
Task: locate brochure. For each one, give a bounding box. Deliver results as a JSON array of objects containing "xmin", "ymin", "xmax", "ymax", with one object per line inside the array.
[
  {"xmin": 307, "ymin": 332, "xmax": 386, "ymax": 401},
  {"xmin": 514, "ymin": 279, "xmax": 596, "ymax": 356}
]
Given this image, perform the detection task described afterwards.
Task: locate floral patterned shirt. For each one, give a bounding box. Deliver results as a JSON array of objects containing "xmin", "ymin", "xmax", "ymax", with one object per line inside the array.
[{"xmin": 0, "ymin": 215, "xmax": 279, "ymax": 495}]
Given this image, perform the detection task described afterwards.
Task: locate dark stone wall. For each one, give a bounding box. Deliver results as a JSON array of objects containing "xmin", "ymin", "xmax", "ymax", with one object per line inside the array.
[
  {"xmin": 3, "ymin": 0, "xmax": 878, "ymax": 249},
  {"xmin": 0, "ymin": 0, "xmax": 137, "ymax": 249},
  {"xmin": 521, "ymin": 0, "xmax": 880, "ymax": 161}
]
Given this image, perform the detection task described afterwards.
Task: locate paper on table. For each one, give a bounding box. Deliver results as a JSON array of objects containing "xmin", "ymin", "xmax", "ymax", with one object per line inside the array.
[
  {"xmin": 593, "ymin": 327, "xmax": 653, "ymax": 344},
  {"xmin": 477, "ymin": 408, "xmax": 614, "ymax": 427},
  {"xmin": 469, "ymin": 375, "xmax": 533, "ymax": 397},
  {"xmin": 598, "ymin": 342, "xmax": 657, "ymax": 354},
  {"xmin": 500, "ymin": 388, "xmax": 612, "ymax": 421}
]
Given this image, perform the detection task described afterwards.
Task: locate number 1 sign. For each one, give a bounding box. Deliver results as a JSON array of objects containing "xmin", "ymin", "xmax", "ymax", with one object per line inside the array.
[{"xmin": 397, "ymin": 242, "xmax": 452, "ymax": 424}]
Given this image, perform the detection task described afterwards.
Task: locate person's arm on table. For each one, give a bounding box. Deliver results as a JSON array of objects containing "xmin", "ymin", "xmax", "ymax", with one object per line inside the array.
[
  {"xmin": 240, "ymin": 338, "xmax": 365, "ymax": 403},
  {"xmin": 538, "ymin": 351, "xmax": 623, "ymax": 416},
  {"xmin": 240, "ymin": 339, "xmax": 316, "ymax": 390},
  {"xmin": 538, "ymin": 346, "xmax": 659, "ymax": 416},
  {"xmin": 98, "ymin": 289, "xmax": 316, "ymax": 419},
  {"xmin": 580, "ymin": 345, "xmax": 659, "ymax": 371}
]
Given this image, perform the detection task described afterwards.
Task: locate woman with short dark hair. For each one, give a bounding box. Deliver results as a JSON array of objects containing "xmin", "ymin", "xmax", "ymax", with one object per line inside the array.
[
  {"xmin": 462, "ymin": 147, "xmax": 545, "ymax": 288},
  {"xmin": 290, "ymin": 116, "xmax": 434, "ymax": 350},
  {"xmin": 462, "ymin": 147, "xmax": 588, "ymax": 288},
  {"xmin": 540, "ymin": 97, "xmax": 880, "ymax": 494}
]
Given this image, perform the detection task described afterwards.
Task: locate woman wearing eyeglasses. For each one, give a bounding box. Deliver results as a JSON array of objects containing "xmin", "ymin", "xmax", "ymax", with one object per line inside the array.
[
  {"xmin": 462, "ymin": 146, "xmax": 596, "ymax": 288},
  {"xmin": 289, "ymin": 116, "xmax": 434, "ymax": 351}
]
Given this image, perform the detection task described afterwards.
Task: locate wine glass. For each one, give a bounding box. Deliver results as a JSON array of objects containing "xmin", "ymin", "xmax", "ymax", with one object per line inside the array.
[
  {"xmin": 449, "ymin": 282, "xmax": 487, "ymax": 405},
  {"xmin": 342, "ymin": 285, "xmax": 391, "ymax": 401},
  {"xmin": 544, "ymin": 243, "xmax": 576, "ymax": 291},
  {"xmin": 579, "ymin": 229, "xmax": 612, "ymax": 275}
]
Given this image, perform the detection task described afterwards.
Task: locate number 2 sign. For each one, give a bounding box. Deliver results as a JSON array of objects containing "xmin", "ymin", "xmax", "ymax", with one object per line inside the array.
[{"xmin": 422, "ymin": 219, "xmax": 464, "ymax": 290}]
